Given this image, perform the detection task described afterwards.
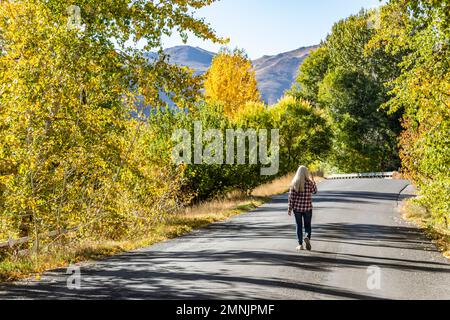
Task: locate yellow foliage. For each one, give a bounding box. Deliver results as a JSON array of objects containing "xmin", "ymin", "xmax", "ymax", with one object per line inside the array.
[
  {"xmin": 0, "ymin": 0, "xmax": 221, "ymax": 243},
  {"xmin": 204, "ymin": 48, "xmax": 261, "ymax": 118}
]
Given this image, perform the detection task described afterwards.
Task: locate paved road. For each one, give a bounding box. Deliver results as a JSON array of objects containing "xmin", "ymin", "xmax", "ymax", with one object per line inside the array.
[{"xmin": 1, "ymin": 179, "xmax": 449, "ymax": 300}]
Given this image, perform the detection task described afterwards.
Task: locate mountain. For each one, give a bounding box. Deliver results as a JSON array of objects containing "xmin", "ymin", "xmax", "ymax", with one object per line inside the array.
[
  {"xmin": 149, "ymin": 45, "xmax": 318, "ymax": 105},
  {"xmin": 252, "ymin": 46, "xmax": 317, "ymax": 104},
  {"xmin": 164, "ymin": 46, "xmax": 215, "ymax": 75}
]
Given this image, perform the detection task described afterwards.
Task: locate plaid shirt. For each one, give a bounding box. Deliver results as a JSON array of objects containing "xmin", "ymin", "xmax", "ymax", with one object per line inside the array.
[{"xmin": 288, "ymin": 180, "xmax": 317, "ymax": 213}]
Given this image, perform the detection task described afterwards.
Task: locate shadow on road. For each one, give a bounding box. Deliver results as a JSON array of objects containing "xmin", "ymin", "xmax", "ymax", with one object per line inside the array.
[
  {"xmin": 1, "ymin": 249, "xmax": 391, "ymax": 300},
  {"xmin": 2, "ymin": 220, "xmax": 448, "ymax": 300},
  {"xmin": 1, "ymin": 181, "xmax": 448, "ymax": 300}
]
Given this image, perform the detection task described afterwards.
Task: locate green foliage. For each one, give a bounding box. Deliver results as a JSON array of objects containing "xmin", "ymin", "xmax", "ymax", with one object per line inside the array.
[
  {"xmin": 142, "ymin": 102, "xmax": 264, "ymax": 201},
  {"xmin": 145, "ymin": 97, "xmax": 331, "ymax": 202},
  {"xmin": 326, "ymin": 11, "xmax": 374, "ymax": 71},
  {"xmin": 270, "ymin": 96, "xmax": 332, "ymax": 174},
  {"xmin": 370, "ymin": 0, "xmax": 450, "ymax": 229},
  {"xmin": 292, "ymin": 46, "xmax": 330, "ymax": 103},
  {"xmin": 185, "ymin": 103, "xmax": 256, "ymax": 199},
  {"xmin": 318, "ymin": 67, "xmax": 399, "ymax": 172},
  {"xmin": 294, "ymin": 9, "xmax": 402, "ymax": 173}
]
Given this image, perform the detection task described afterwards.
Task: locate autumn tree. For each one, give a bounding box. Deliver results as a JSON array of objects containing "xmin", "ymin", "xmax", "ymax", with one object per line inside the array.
[
  {"xmin": 0, "ymin": 0, "xmax": 224, "ymax": 242},
  {"xmin": 369, "ymin": 0, "xmax": 450, "ymax": 229},
  {"xmin": 204, "ymin": 48, "xmax": 261, "ymax": 118}
]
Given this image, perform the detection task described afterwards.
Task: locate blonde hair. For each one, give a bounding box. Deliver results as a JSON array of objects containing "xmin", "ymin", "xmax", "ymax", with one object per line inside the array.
[{"xmin": 291, "ymin": 166, "xmax": 310, "ymax": 192}]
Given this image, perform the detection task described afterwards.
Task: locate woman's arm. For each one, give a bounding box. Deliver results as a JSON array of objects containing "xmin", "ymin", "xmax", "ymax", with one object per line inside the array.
[
  {"xmin": 309, "ymin": 175, "xmax": 318, "ymax": 194},
  {"xmin": 288, "ymin": 187, "xmax": 293, "ymax": 215}
]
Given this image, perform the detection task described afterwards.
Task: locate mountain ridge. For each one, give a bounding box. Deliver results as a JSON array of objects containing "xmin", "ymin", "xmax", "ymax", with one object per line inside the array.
[{"xmin": 151, "ymin": 44, "xmax": 318, "ymax": 105}]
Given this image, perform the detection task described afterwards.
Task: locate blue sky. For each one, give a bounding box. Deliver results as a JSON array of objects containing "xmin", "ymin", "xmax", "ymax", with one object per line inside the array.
[{"xmin": 162, "ymin": 0, "xmax": 384, "ymax": 59}]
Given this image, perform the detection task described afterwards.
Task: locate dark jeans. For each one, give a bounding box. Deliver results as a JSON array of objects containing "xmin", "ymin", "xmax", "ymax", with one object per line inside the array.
[{"xmin": 294, "ymin": 210, "xmax": 312, "ymax": 245}]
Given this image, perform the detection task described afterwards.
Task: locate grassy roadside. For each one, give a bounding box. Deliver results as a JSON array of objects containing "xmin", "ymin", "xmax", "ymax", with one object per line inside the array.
[
  {"xmin": 0, "ymin": 174, "xmax": 297, "ymax": 283},
  {"xmin": 400, "ymin": 199, "xmax": 450, "ymax": 260}
]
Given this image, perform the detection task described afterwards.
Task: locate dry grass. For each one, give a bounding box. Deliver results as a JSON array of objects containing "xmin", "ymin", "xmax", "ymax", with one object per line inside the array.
[
  {"xmin": 252, "ymin": 173, "xmax": 324, "ymax": 197},
  {"xmin": 252, "ymin": 174, "xmax": 294, "ymax": 197},
  {"xmin": 401, "ymin": 200, "xmax": 450, "ymax": 259},
  {"xmin": 182, "ymin": 191, "xmax": 267, "ymax": 218},
  {"xmin": 1, "ymin": 174, "xmax": 301, "ymax": 283},
  {"xmin": 392, "ymin": 171, "xmax": 405, "ymax": 180}
]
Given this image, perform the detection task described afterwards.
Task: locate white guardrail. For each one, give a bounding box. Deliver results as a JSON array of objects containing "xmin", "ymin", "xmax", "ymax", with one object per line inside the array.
[{"xmin": 326, "ymin": 172, "xmax": 395, "ymax": 180}]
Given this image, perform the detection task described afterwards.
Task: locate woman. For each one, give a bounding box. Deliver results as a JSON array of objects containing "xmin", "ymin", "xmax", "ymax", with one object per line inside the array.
[{"xmin": 288, "ymin": 166, "xmax": 318, "ymax": 251}]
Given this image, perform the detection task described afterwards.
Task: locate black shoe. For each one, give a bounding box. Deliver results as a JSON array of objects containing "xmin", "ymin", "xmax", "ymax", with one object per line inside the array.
[{"xmin": 304, "ymin": 237, "xmax": 312, "ymax": 251}]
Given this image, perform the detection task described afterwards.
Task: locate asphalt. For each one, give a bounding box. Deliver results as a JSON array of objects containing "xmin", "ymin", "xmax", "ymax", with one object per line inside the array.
[{"xmin": 1, "ymin": 179, "xmax": 449, "ymax": 300}]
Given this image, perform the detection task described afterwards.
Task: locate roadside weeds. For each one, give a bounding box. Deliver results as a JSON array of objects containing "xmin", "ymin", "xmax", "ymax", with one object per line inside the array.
[{"xmin": 400, "ymin": 197, "xmax": 450, "ymax": 260}]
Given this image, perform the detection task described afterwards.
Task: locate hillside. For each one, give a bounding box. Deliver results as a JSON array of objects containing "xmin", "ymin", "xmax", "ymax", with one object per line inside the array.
[
  {"xmin": 253, "ymin": 46, "xmax": 317, "ymax": 104},
  {"xmin": 151, "ymin": 45, "xmax": 318, "ymax": 105}
]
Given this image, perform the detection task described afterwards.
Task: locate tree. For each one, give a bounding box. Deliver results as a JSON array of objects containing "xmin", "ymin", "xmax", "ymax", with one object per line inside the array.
[
  {"xmin": 233, "ymin": 101, "xmax": 272, "ymax": 129},
  {"xmin": 291, "ymin": 46, "xmax": 330, "ymax": 103},
  {"xmin": 318, "ymin": 67, "xmax": 399, "ymax": 172},
  {"xmin": 0, "ymin": 0, "xmax": 224, "ymax": 241},
  {"xmin": 270, "ymin": 96, "xmax": 332, "ymax": 174},
  {"xmin": 204, "ymin": 48, "xmax": 261, "ymax": 118},
  {"xmin": 370, "ymin": 0, "xmax": 450, "ymax": 228},
  {"xmin": 326, "ymin": 10, "xmax": 374, "ymax": 71},
  {"xmin": 294, "ymin": 10, "xmax": 402, "ymax": 173}
]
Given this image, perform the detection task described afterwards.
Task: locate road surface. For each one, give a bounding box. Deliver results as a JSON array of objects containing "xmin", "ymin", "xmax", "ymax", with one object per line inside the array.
[{"xmin": 1, "ymin": 179, "xmax": 449, "ymax": 300}]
